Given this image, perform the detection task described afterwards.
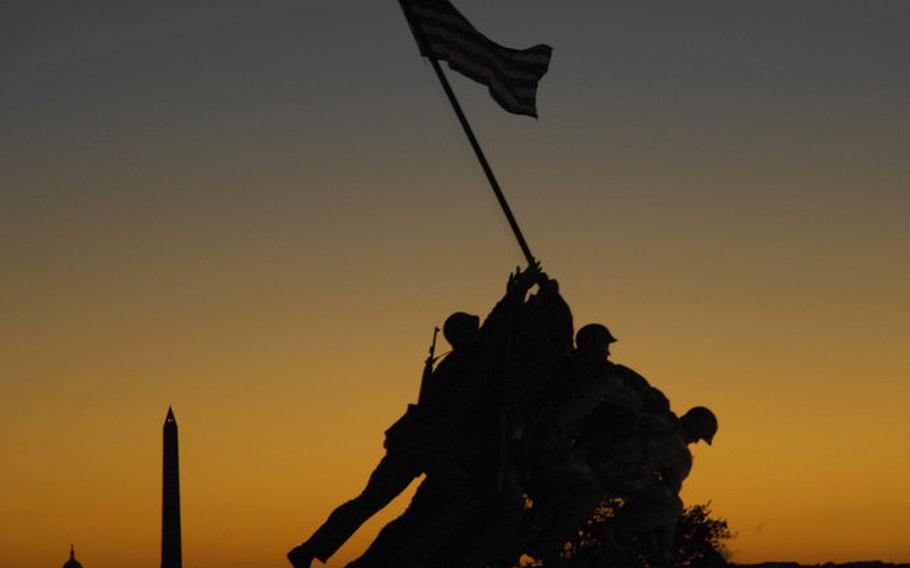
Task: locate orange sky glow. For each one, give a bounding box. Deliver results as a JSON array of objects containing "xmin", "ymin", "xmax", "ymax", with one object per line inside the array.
[{"xmin": 2, "ymin": 2, "xmax": 910, "ymax": 567}]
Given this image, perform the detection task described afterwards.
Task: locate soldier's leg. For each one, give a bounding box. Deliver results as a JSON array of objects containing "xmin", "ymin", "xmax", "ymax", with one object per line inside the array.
[
  {"xmin": 398, "ymin": 480, "xmax": 484, "ymax": 567},
  {"xmin": 345, "ymin": 479, "xmax": 444, "ymax": 568},
  {"xmin": 522, "ymin": 458, "xmax": 603, "ymax": 564},
  {"xmin": 290, "ymin": 449, "xmax": 421, "ymax": 565},
  {"xmin": 654, "ymin": 517, "xmax": 678, "ymax": 568},
  {"xmin": 615, "ymin": 486, "xmax": 683, "ymax": 568},
  {"xmin": 344, "ymin": 511, "xmax": 415, "ymax": 568},
  {"xmin": 654, "ymin": 495, "xmax": 683, "ymax": 568},
  {"xmin": 349, "ymin": 476, "xmax": 487, "ymax": 568},
  {"xmin": 447, "ymin": 479, "xmax": 526, "ymax": 567}
]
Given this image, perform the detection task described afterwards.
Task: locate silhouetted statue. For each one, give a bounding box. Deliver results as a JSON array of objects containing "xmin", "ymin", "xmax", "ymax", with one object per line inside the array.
[
  {"xmin": 287, "ymin": 265, "xmax": 721, "ymax": 568},
  {"xmin": 287, "ymin": 316, "xmax": 479, "ymax": 566},
  {"xmin": 343, "ymin": 266, "xmax": 543, "ymax": 568},
  {"xmin": 582, "ymin": 406, "xmax": 718, "ymax": 567},
  {"xmin": 289, "ymin": 266, "xmax": 541, "ymax": 568},
  {"xmin": 621, "ymin": 407, "xmax": 717, "ymax": 567},
  {"xmin": 432, "ymin": 270, "xmax": 577, "ymax": 567},
  {"xmin": 514, "ymin": 324, "xmax": 641, "ymax": 566}
]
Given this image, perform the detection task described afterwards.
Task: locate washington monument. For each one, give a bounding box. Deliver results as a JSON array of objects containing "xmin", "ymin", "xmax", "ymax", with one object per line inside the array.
[{"xmin": 162, "ymin": 407, "xmax": 182, "ymax": 568}]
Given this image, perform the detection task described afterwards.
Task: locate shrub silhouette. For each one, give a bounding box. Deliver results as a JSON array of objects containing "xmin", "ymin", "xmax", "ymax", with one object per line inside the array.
[{"xmin": 525, "ymin": 501, "xmax": 733, "ymax": 567}]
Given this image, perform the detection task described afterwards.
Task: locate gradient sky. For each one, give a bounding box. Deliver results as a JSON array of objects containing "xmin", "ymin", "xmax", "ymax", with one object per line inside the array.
[{"xmin": 2, "ymin": 2, "xmax": 910, "ymax": 567}]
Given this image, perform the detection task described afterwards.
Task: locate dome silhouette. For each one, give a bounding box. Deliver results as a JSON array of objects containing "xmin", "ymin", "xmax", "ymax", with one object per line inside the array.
[{"xmin": 63, "ymin": 545, "xmax": 83, "ymax": 568}]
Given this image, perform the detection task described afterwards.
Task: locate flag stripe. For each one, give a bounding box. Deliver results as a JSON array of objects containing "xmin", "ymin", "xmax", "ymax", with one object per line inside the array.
[
  {"xmin": 410, "ymin": 5, "xmax": 552, "ymax": 67},
  {"xmin": 420, "ymin": 23, "xmax": 550, "ymax": 82},
  {"xmin": 420, "ymin": 26, "xmax": 545, "ymax": 90},
  {"xmin": 423, "ymin": 38, "xmax": 540, "ymax": 103},
  {"xmin": 410, "ymin": 7, "xmax": 551, "ymax": 77},
  {"xmin": 403, "ymin": 0, "xmax": 552, "ymax": 117},
  {"xmin": 439, "ymin": 48, "xmax": 535, "ymax": 114}
]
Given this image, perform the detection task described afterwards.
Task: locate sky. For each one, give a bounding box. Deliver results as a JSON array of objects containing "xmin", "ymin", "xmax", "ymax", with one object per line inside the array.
[{"xmin": 2, "ymin": 1, "xmax": 909, "ymax": 566}]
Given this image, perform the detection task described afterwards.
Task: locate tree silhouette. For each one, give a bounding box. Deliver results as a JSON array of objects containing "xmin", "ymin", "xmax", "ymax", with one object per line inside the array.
[
  {"xmin": 525, "ymin": 501, "xmax": 733, "ymax": 568},
  {"xmin": 673, "ymin": 503, "xmax": 733, "ymax": 567}
]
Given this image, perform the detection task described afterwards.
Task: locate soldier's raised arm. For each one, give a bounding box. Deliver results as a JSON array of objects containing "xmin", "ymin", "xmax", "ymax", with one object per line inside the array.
[{"xmin": 479, "ymin": 263, "xmax": 541, "ymax": 337}]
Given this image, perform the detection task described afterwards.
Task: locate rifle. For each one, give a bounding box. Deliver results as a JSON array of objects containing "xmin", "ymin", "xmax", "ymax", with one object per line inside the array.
[
  {"xmin": 384, "ymin": 325, "xmax": 440, "ymax": 451},
  {"xmin": 417, "ymin": 326, "xmax": 440, "ymax": 405}
]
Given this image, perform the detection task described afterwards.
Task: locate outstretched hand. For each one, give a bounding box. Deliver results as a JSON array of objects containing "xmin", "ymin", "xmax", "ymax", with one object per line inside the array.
[
  {"xmin": 507, "ymin": 259, "xmax": 543, "ymax": 296},
  {"xmin": 537, "ymin": 270, "xmax": 559, "ymax": 294}
]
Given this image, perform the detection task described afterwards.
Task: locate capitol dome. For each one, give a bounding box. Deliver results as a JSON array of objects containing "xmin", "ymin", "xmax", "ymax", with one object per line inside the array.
[{"xmin": 62, "ymin": 545, "xmax": 83, "ymax": 568}]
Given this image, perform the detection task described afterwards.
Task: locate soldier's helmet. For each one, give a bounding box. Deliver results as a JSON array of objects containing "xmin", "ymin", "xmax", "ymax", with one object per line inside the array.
[
  {"xmin": 575, "ymin": 323, "xmax": 617, "ymax": 353},
  {"xmin": 443, "ymin": 312, "xmax": 481, "ymax": 350},
  {"xmin": 680, "ymin": 406, "xmax": 718, "ymax": 445}
]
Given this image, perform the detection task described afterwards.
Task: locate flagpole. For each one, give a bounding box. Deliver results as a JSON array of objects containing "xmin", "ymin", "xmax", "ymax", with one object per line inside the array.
[
  {"xmin": 424, "ymin": 58, "xmax": 527, "ymax": 498},
  {"xmin": 426, "ymin": 57, "xmax": 536, "ymax": 267},
  {"xmin": 399, "ymin": 0, "xmax": 537, "ymax": 267}
]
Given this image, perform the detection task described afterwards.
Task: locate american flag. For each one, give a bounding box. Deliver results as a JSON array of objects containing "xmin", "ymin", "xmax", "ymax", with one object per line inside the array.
[{"xmin": 401, "ymin": 0, "xmax": 553, "ymax": 118}]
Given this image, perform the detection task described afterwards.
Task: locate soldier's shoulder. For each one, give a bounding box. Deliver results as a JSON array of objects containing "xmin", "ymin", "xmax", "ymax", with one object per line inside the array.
[
  {"xmin": 611, "ymin": 363, "xmax": 649, "ymax": 387},
  {"xmin": 613, "ymin": 363, "xmax": 646, "ymax": 378}
]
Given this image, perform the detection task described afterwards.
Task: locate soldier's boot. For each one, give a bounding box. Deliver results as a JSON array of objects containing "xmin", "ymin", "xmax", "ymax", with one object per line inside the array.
[{"xmin": 287, "ymin": 542, "xmax": 319, "ymax": 568}]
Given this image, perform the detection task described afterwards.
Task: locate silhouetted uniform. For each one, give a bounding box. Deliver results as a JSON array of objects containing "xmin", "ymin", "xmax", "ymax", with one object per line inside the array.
[
  {"xmin": 517, "ymin": 354, "xmax": 642, "ymax": 565},
  {"xmin": 614, "ymin": 364, "xmax": 671, "ymax": 416},
  {"xmin": 288, "ymin": 410, "xmax": 425, "ymax": 564},
  {"xmin": 614, "ymin": 415, "xmax": 690, "ymax": 567},
  {"xmin": 577, "ymin": 364, "xmax": 673, "ymax": 491},
  {"xmin": 290, "ymin": 289, "xmax": 520, "ymax": 566},
  {"xmin": 444, "ymin": 274, "xmax": 576, "ymax": 566},
  {"xmin": 347, "ymin": 270, "xmax": 537, "ymax": 567},
  {"xmin": 583, "ymin": 401, "xmax": 708, "ymax": 568},
  {"xmin": 507, "ymin": 276, "xmax": 575, "ymax": 443}
]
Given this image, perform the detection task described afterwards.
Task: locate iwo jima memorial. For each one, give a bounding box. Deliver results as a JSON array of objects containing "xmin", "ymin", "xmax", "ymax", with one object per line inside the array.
[{"xmin": 288, "ymin": 1, "xmax": 721, "ymax": 567}]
